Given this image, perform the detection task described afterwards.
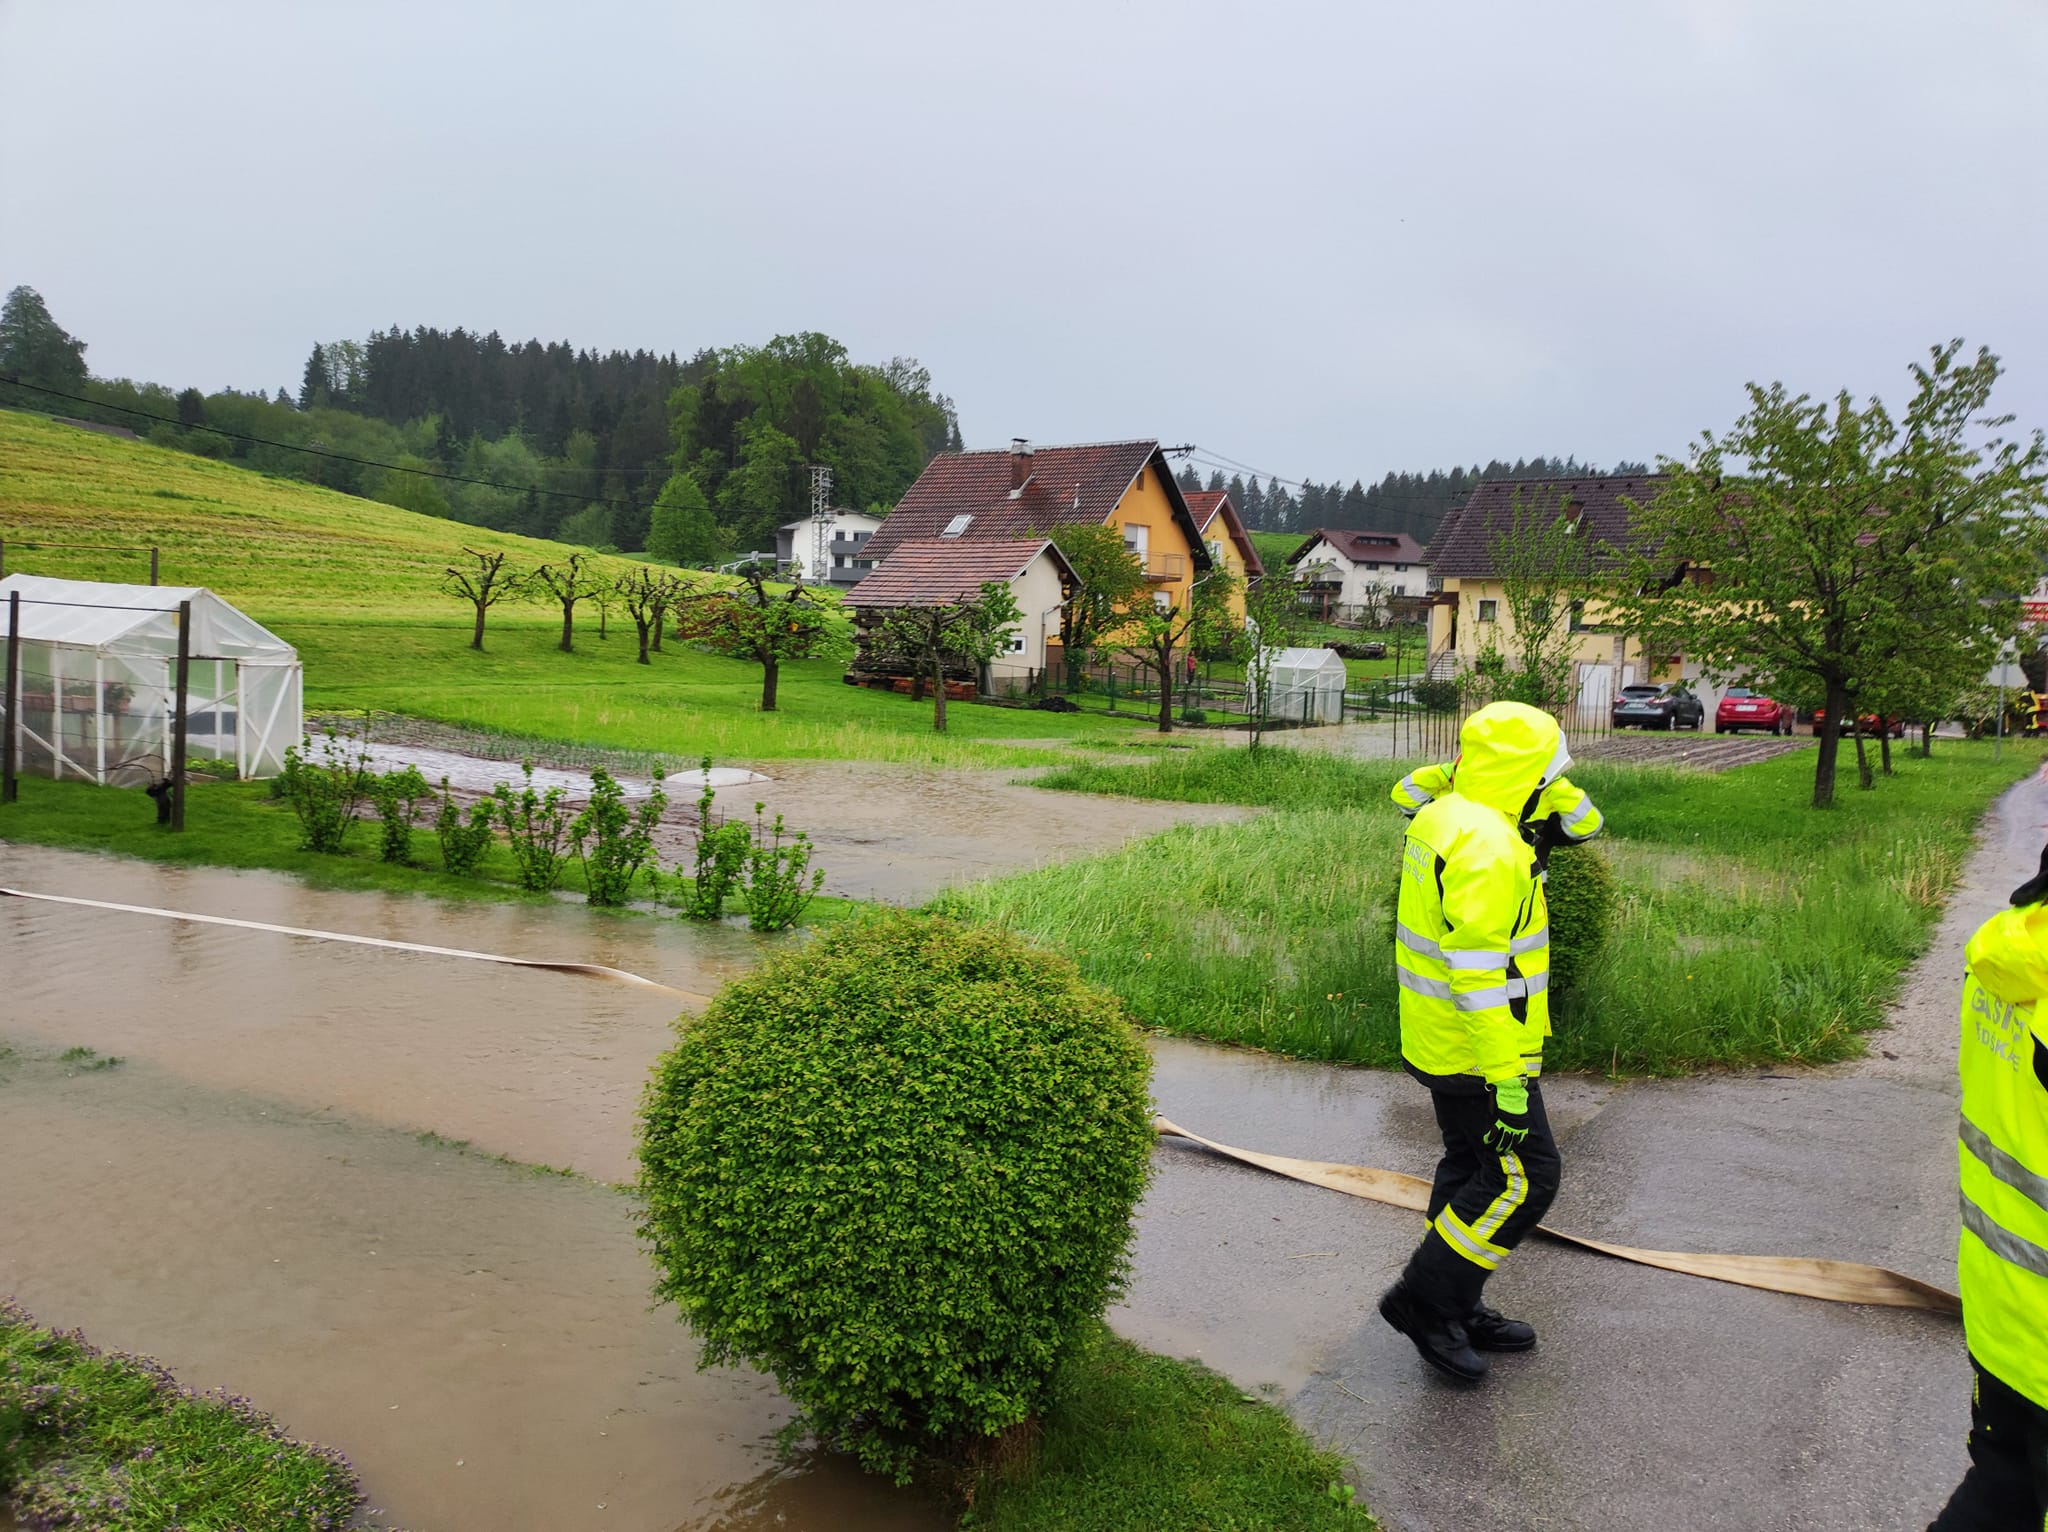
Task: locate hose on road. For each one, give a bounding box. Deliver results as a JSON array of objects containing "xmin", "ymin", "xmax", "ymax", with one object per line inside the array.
[{"xmin": 1155, "ymin": 1116, "xmax": 1961, "ymax": 1316}]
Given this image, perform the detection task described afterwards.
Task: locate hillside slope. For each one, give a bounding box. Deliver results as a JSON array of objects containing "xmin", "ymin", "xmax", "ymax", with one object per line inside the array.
[{"xmin": 0, "ymin": 410, "xmax": 635, "ymax": 621}]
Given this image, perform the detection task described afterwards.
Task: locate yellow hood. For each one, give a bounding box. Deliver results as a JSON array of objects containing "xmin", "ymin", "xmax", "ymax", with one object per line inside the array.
[
  {"xmin": 1966, "ymin": 904, "xmax": 2048, "ymax": 1007},
  {"xmin": 1452, "ymin": 702, "xmax": 1570, "ymax": 819}
]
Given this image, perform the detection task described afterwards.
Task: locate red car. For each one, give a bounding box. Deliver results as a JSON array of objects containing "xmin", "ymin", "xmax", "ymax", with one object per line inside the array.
[
  {"xmin": 1715, "ymin": 687, "xmax": 1794, "ymax": 736},
  {"xmin": 1807, "ymin": 707, "xmax": 1905, "ymax": 738}
]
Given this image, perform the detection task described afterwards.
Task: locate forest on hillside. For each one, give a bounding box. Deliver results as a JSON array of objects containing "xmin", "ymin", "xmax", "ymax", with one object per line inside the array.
[
  {"xmin": 2, "ymin": 283, "xmax": 1641, "ymax": 564},
  {"xmin": 1174, "ymin": 457, "xmax": 1649, "ymax": 546}
]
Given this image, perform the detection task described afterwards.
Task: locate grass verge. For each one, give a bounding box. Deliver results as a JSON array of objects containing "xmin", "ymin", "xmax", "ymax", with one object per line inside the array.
[
  {"xmin": 950, "ymin": 739, "xmax": 2043, "ymax": 1071},
  {"xmin": 0, "ymin": 1301, "xmax": 378, "ymax": 1531},
  {"xmin": 961, "ymin": 1324, "xmax": 1369, "ymax": 1530},
  {"xmin": 0, "ymin": 775, "xmax": 862, "ymax": 927}
]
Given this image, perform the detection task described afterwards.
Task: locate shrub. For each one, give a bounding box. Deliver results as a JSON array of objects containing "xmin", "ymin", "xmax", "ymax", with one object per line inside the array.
[
  {"xmin": 680, "ymin": 758, "xmax": 750, "ymax": 920},
  {"xmin": 741, "ymin": 802, "xmax": 822, "ymax": 932},
  {"xmin": 434, "ymin": 779, "xmax": 495, "ymax": 875},
  {"xmin": 490, "ymin": 761, "xmax": 574, "ymax": 893},
  {"xmin": 369, "ymin": 763, "xmax": 431, "ymax": 864},
  {"xmin": 573, "ymin": 767, "xmax": 668, "ymax": 907},
  {"xmin": 1410, "ymin": 677, "xmax": 1462, "ymax": 713},
  {"xmin": 637, "ymin": 911, "xmax": 1155, "ymax": 1482},
  {"xmin": 277, "ymin": 732, "xmax": 372, "ymax": 854},
  {"xmin": 1543, "ymin": 841, "xmax": 1616, "ymax": 998}
]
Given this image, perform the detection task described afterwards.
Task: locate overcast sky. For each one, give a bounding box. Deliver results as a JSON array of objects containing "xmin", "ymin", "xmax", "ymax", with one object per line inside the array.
[{"xmin": 5, "ymin": 1, "xmax": 2045, "ymax": 485}]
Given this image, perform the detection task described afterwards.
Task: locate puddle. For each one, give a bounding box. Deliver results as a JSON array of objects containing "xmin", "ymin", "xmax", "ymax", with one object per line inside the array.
[
  {"xmin": 0, "ymin": 846, "xmax": 945, "ymax": 1531},
  {"xmin": 350, "ymin": 739, "xmax": 765, "ymax": 799}
]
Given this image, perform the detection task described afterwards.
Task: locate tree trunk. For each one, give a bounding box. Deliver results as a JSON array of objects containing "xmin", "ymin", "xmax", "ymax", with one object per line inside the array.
[
  {"xmin": 932, "ymin": 654, "xmax": 948, "ymax": 732},
  {"xmin": 1813, "ymin": 679, "xmax": 1849, "ymax": 807},
  {"xmin": 1854, "ymin": 718, "xmax": 1873, "ymax": 790},
  {"xmin": 1879, "ymin": 726, "xmax": 1893, "ymax": 776},
  {"xmin": 635, "ymin": 619, "xmax": 651, "ymax": 665},
  {"xmin": 761, "ymin": 657, "xmax": 779, "ymax": 712},
  {"xmin": 559, "ymin": 602, "xmax": 574, "ymax": 653},
  {"xmin": 471, "ymin": 603, "xmax": 487, "ymax": 651},
  {"xmin": 650, "ymin": 604, "xmax": 666, "ymax": 653},
  {"xmin": 1920, "ymin": 721, "xmax": 1934, "ymax": 758}
]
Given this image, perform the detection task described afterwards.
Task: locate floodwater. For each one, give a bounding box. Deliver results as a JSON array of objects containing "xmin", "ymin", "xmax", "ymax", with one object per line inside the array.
[
  {"xmin": 0, "ymin": 845, "xmax": 945, "ymax": 1531},
  {"xmin": 352, "ymin": 740, "xmax": 766, "ymax": 800}
]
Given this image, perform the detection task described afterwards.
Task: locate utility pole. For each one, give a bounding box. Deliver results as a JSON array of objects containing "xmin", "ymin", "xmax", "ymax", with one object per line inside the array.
[
  {"xmin": 809, "ymin": 465, "xmax": 833, "ymax": 586},
  {"xmin": 170, "ymin": 599, "xmax": 191, "ymax": 830}
]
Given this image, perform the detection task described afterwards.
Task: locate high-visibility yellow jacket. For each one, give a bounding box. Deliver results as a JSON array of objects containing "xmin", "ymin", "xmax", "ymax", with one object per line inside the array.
[
  {"xmin": 1956, "ymin": 905, "xmax": 2048, "ymax": 1409},
  {"xmin": 1395, "ymin": 702, "xmax": 1568, "ymax": 1089},
  {"xmin": 1393, "ymin": 762, "xmax": 1604, "ymax": 844}
]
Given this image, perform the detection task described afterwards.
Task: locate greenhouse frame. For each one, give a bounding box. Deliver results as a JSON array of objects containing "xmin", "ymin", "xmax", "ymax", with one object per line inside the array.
[{"xmin": 0, "ymin": 574, "xmax": 302, "ymax": 788}]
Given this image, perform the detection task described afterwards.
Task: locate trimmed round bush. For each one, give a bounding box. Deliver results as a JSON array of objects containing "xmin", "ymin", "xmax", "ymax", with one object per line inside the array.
[{"xmin": 637, "ymin": 910, "xmax": 1154, "ymax": 1480}]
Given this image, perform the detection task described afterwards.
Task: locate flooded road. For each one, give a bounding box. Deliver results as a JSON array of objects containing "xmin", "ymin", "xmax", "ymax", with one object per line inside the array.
[{"xmin": 0, "ymin": 845, "xmax": 945, "ymax": 1531}]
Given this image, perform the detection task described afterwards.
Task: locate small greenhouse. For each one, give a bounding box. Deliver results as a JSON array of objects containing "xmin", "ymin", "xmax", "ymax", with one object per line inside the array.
[
  {"xmin": 1252, "ymin": 646, "xmax": 1348, "ymax": 725},
  {"xmin": 0, "ymin": 574, "xmax": 302, "ymax": 787}
]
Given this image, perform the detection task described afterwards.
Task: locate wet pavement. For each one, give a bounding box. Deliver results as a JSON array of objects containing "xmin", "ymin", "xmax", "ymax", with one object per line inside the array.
[
  {"xmin": 1120, "ymin": 768, "xmax": 2048, "ymax": 1532},
  {"xmin": 4, "ymin": 760, "xmax": 2037, "ymax": 1530}
]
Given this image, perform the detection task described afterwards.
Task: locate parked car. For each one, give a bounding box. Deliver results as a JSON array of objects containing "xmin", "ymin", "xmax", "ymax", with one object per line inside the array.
[
  {"xmin": 1715, "ymin": 686, "xmax": 1794, "ymax": 736},
  {"xmin": 1807, "ymin": 707, "xmax": 1905, "ymax": 738},
  {"xmin": 1613, "ymin": 682, "xmax": 1705, "ymax": 731}
]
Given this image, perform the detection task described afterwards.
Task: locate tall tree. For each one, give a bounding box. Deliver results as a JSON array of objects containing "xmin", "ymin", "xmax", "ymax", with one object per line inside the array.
[
  {"xmin": 1038, "ymin": 522, "xmax": 1147, "ymax": 691},
  {"xmin": 0, "ymin": 286, "xmax": 89, "ymax": 400},
  {"xmin": 1613, "ymin": 342, "xmax": 2048, "ymax": 807},
  {"xmin": 1177, "ymin": 462, "xmax": 1202, "ymax": 492},
  {"xmin": 298, "ymin": 343, "xmax": 330, "ymax": 410},
  {"xmin": 646, "ymin": 472, "xmax": 727, "ymax": 566}
]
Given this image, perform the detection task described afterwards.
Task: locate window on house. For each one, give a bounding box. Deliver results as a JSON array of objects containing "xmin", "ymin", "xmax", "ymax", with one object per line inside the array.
[
  {"xmin": 1005, "ymin": 634, "xmax": 1027, "ymax": 655},
  {"xmin": 1477, "ymin": 599, "xmax": 1498, "ymax": 623},
  {"xmin": 1528, "ymin": 599, "xmax": 1551, "ymax": 629},
  {"xmin": 942, "ymin": 514, "xmax": 972, "ymax": 537},
  {"xmin": 1153, "ymin": 589, "xmax": 1171, "ymax": 611},
  {"xmin": 1569, "ymin": 601, "xmax": 1587, "ymax": 632}
]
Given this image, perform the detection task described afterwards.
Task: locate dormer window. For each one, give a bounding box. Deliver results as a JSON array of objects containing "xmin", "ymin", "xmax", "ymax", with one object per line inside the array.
[{"xmin": 942, "ymin": 514, "xmax": 973, "ymax": 538}]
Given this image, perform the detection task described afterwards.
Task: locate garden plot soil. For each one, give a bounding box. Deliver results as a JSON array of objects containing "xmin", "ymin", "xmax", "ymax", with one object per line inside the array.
[
  {"xmin": 0, "ymin": 846, "xmax": 943, "ymax": 1532},
  {"xmin": 1574, "ymin": 732, "xmax": 1815, "ymax": 770}
]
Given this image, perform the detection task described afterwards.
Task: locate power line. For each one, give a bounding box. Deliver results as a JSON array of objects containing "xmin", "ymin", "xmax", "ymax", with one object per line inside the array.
[{"xmin": 2, "ymin": 379, "xmax": 657, "ymax": 510}]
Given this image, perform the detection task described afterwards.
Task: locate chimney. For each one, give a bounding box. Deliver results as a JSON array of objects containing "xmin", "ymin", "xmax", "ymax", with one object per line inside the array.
[{"xmin": 1010, "ymin": 438, "xmax": 1033, "ymax": 491}]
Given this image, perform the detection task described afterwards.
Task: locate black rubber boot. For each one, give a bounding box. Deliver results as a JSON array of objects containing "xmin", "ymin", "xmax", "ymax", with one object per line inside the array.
[
  {"xmin": 1378, "ymin": 1282, "xmax": 1487, "ymax": 1383},
  {"xmin": 1466, "ymin": 1302, "xmax": 1536, "ymax": 1352}
]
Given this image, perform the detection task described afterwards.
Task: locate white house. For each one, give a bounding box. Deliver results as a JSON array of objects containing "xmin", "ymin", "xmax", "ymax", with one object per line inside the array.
[
  {"xmin": 847, "ymin": 537, "xmax": 1077, "ymax": 688},
  {"xmin": 1285, "ymin": 528, "xmax": 1429, "ymax": 622},
  {"xmin": 775, "ymin": 509, "xmax": 886, "ymax": 587}
]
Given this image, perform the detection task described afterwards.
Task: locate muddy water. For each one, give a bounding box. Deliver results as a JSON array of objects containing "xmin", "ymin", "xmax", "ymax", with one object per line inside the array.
[{"xmin": 0, "ymin": 846, "xmax": 945, "ymax": 1531}]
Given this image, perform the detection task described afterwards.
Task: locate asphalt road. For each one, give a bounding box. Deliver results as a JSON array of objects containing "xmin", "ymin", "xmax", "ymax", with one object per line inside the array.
[{"xmin": 1118, "ymin": 766, "xmax": 2048, "ymax": 1532}]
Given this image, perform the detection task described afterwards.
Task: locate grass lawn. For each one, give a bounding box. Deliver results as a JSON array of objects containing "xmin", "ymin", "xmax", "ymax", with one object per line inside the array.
[
  {"xmin": 945, "ymin": 739, "xmax": 2043, "ymax": 1071},
  {"xmin": 0, "ymin": 1300, "xmax": 370, "ymax": 1531},
  {"xmin": 963, "ymin": 1324, "xmax": 1368, "ymax": 1531}
]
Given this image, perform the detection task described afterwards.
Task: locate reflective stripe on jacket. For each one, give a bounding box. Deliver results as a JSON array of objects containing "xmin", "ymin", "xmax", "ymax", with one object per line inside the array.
[
  {"xmin": 1396, "ymin": 703, "xmax": 1565, "ymax": 1087},
  {"xmin": 1957, "ymin": 905, "xmax": 2048, "ymax": 1410},
  {"xmin": 1393, "ymin": 764, "xmax": 1603, "ymax": 843}
]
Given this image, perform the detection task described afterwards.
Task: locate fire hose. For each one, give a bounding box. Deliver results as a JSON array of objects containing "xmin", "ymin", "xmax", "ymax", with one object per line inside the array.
[
  {"xmin": 1155, "ymin": 1116, "xmax": 1961, "ymax": 1315},
  {"xmin": 0, "ymin": 886, "xmax": 1963, "ymax": 1315}
]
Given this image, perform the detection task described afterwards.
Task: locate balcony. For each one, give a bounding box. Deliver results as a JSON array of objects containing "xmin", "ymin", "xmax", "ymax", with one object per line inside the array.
[{"xmin": 1142, "ymin": 552, "xmax": 1187, "ymax": 582}]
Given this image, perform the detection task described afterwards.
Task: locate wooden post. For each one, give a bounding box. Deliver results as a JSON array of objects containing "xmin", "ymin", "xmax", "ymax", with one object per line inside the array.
[
  {"xmin": 170, "ymin": 599, "xmax": 191, "ymax": 831},
  {"xmin": 3, "ymin": 591, "xmax": 18, "ymax": 803},
  {"xmin": 150, "ymin": 546, "xmax": 160, "ymax": 586}
]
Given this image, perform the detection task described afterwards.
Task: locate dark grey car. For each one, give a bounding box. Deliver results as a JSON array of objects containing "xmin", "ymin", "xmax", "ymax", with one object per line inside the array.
[{"xmin": 1611, "ymin": 682, "xmax": 1704, "ymax": 730}]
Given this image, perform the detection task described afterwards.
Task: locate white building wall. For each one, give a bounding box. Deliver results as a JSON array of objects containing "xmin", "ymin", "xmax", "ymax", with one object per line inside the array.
[
  {"xmin": 992, "ymin": 553, "xmax": 1068, "ymax": 681},
  {"xmin": 787, "ymin": 511, "xmax": 885, "ymax": 583}
]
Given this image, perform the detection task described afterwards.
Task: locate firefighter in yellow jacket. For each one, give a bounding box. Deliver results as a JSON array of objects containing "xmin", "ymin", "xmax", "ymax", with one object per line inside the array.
[
  {"xmin": 1928, "ymin": 848, "xmax": 2048, "ymax": 1529},
  {"xmin": 1379, "ymin": 702, "xmax": 1573, "ymax": 1382}
]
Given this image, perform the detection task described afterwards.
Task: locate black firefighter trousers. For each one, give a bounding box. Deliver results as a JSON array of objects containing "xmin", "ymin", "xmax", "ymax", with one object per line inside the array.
[
  {"xmin": 1928, "ymin": 1359, "xmax": 2048, "ymax": 1531},
  {"xmin": 1400, "ymin": 1080, "xmax": 1563, "ymax": 1320}
]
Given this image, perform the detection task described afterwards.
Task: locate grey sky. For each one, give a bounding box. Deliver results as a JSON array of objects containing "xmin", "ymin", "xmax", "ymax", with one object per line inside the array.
[{"xmin": 5, "ymin": 1, "xmax": 2045, "ymax": 486}]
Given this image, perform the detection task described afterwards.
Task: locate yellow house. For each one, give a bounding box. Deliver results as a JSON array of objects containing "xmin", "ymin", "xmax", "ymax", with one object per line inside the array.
[
  {"xmin": 1181, "ymin": 489, "xmax": 1266, "ymax": 620},
  {"xmin": 854, "ymin": 438, "xmax": 1214, "ymax": 668},
  {"xmin": 1425, "ymin": 474, "xmax": 1690, "ymax": 700}
]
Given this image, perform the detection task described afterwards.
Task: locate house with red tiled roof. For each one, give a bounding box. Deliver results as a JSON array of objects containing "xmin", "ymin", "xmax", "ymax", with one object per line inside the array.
[
  {"xmin": 855, "ymin": 438, "xmax": 1213, "ymax": 679},
  {"xmin": 846, "ymin": 537, "xmax": 1077, "ymax": 693},
  {"xmin": 1182, "ymin": 489, "xmax": 1264, "ymax": 620}
]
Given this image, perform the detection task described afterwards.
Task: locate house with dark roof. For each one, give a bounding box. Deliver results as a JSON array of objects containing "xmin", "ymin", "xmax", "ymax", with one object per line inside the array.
[
  {"xmin": 1423, "ymin": 473, "xmax": 1684, "ymax": 693},
  {"xmin": 1183, "ymin": 489, "xmax": 1264, "ymax": 620},
  {"xmin": 846, "ymin": 537, "xmax": 1077, "ymax": 692},
  {"xmin": 854, "ymin": 438, "xmax": 1213, "ymax": 680},
  {"xmin": 1284, "ymin": 528, "xmax": 1428, "ymax": 623}
]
